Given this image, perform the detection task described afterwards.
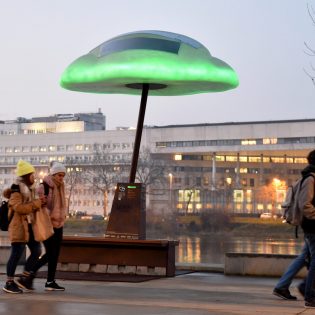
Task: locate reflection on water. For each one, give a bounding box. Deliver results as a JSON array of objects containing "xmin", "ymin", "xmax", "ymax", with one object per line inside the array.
[
  {"xmin": 0, "ymin": 232, "xmax": 304, "ymax": 266},
  {"xmin": 176, "ymin": 235, "xmax": 304, "ymax": 264}
]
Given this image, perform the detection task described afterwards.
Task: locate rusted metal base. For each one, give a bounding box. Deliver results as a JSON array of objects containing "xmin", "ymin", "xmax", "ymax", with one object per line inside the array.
[
  {"xmin": 59, "ymin": 236, "xmax": 179, "ymax": 277},
  {"xmin": 105, "ymin": 183, "xmax": 146, "ymax": 240}
]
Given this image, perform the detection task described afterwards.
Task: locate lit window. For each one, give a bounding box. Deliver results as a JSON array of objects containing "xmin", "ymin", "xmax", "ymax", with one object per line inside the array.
[
  {"xmin": 226, "ymin": 156, "xmax": 237, "ymax": 162},
  {"xmin": 233, "ymin": 190, "xmax": 244, "ymax": 202},
  {"xmin": 246, "ymin": 189, "xmax": 252, "ymax": 202},
  {"xmin": 48, "ymin": 145, "xmax": 56, "ymax": 152},
  {"xmin": 178, "ymin": 189, "xmax": 200, "ymax": 202},
  {"xmin": 241, "ymin": 139, "xmax": 256, "ymax": 145},
  {"xmin": 248, "ymin": 156, "xmax": 261, "ymax": 162},
  {"xmin": 257, "ymin": 204, "xmax": 264, "ymax": 210},
  {"xmin": 239, "ymin": 168, "xmax": 248, "ymax": 173},
  {"xmin": 31, "ymin": 146, "xmax": 38, "ymax": 152},
  {"xmin": 239, "ymin": 156, "xmax": 247, "ymax": 162},
  {"xmin": 215, "ymin": 155, "xmax": 225, "ymax": 162},
  {"xmin": 49, "ymin": 156, "xmax": 57, "ymax": 162},
  {"xmin": 271, "ymin": 157, "xmax": 285, "ymax": 163},
  {"xmin": 5, "ymin": 147, "xmax": 12, "ymax": 153},
  {"xmin": 263, "ymin": 138, "xmax": 278, "ymax": 144},
  {"xmin": 57, "ymin": 156, "xmax": 65, "ymax": 162},
  {"xmin": 294, "ymin": 158, "xmax": 307, "ymax": 164},
  {"xmin": 174, "ymin": 154, "xmax": 182, "ymax": 161},
  {"xmin": 39, "ymin": 146, "xmax": 47, "ymax": 152},
  {"xmin": 75, "ymin": 144, "xmax": 84, "ymax": 151}
]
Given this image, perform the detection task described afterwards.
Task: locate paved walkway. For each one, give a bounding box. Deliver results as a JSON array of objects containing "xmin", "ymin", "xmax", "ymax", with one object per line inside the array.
[{"xmin": 0, "ymin": 270, "xmax": 311, "ymax": 315}]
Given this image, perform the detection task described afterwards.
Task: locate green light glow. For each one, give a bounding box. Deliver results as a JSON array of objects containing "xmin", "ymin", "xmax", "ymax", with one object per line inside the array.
[
  {"xmin": 60, "ymin": 31, "xmax": 239, "ymax": 96},
  {"xmin": 127, "ymin": 185, "xmax": 137, "ymax": 189}
]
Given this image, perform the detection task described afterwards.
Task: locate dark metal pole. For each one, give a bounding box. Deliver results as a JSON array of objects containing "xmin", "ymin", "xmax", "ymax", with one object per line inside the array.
[{"xmin": 129, "ymin": 83, "xmax": 149, "ymax": 183}]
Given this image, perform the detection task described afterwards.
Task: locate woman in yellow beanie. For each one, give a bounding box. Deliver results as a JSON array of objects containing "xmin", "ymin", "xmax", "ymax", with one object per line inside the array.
[{"xmin": 2, "ymin": 160, "xmax": 44, "ymax": 294}]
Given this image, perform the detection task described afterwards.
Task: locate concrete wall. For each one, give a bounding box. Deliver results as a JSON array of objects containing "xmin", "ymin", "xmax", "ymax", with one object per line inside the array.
[{"xmin": 225, "ymin": 252, "xmax": 307, "ymax": 277}]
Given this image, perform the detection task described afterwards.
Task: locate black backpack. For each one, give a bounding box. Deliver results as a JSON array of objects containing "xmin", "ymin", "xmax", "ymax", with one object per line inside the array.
[
  {"xmin": 0, "ymin": 184, "xmax": 20, "ymax": 231},
  {"xmin": 0, "ymin": 200, "xmax": 10, "ymax": 231}
]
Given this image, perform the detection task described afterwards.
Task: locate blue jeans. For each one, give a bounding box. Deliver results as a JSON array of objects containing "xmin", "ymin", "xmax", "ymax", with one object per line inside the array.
[
  {"xmin": 6, "ymin": 224, "xmax": 41, "ymax": 278},
  {"xmin": 304, "ymin": 233, "xmax": 315, "ymax": 302},
  {"xmin": 275, "ymin": 243, "xmax": 309, "ymax": 290}
]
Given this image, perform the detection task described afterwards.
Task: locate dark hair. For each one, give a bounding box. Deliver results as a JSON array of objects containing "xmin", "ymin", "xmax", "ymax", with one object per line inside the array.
[
  {"xmin": 307, "ymin": 150, "xmax": 315, "ymax": 166},
  {"xmin": 21, "ymin": 173, "xmax": 33, "ymax": 186}
]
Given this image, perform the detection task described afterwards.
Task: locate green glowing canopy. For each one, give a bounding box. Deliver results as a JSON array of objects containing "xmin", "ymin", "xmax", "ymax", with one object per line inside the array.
[{"xmin": 60, "ymin": 30, "xmax": 239, "ymax": 96}]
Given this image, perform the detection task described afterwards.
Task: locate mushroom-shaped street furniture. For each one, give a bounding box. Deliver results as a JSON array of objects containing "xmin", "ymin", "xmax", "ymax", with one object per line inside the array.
[{"xmin": 61, "ymin": 30, "xmax": 239, "ymax": 239}]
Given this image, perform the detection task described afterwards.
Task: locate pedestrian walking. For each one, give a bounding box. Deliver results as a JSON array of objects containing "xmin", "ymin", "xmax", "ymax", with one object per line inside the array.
[
  {"xmin": 26, "ymin": 161, "xmax": 67, "ymax": 291},
  {"xmin": 273, "ymin": 243, "xmax": 308, "ymax": 300},
  {"xmin": 299, "ymin": 149, "xmax": 315, "ymax": 308},
  {"xmin": 2, "ymin": 160, "xmax": 43, "ymax": 294}
]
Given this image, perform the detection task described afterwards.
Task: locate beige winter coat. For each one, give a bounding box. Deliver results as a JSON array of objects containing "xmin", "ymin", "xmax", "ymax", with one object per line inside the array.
[{"xmin": 3, "ymin": 181, "xmax": 41, "ymax": 243}]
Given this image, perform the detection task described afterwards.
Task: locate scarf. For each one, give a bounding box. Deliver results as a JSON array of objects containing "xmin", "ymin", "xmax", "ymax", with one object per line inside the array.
[{"xmin": 52, "ymin": 177, "xmax": 66, "ymax": 210}]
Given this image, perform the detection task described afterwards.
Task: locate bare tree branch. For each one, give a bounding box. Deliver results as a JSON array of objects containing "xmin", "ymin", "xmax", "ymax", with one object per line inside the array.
[
  {"xmin": 304, "ymin": 41, "xmax": 315, "ymax": 56},
  {"xmin": 136, "ymin": 146, "xmax": 167, "ymax": 194},
  {"xmin": 308, "ymin": 3, "xmax": 315, "ymax": 25},
  {"xmin": 304, "ymin": 68, "xmax": 315, "ymax": 86},
  {"xmin": 305, "ymin": 3, "xmax": 315, "ymax": 86}
]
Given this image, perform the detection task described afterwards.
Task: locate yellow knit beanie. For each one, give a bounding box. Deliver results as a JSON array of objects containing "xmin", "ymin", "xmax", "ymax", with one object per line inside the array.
[{"xmin": 16, "ymin": 160, "xmax": 35, "ymax": 177}]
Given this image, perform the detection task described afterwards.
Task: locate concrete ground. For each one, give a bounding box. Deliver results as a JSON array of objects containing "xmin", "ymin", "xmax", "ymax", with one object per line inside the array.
[{"xmin": 0, "ymin": 269, "xmax": 311, "ymax": 315}]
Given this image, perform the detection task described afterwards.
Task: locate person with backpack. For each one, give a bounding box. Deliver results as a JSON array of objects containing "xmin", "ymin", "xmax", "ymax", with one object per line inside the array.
[
  {"xmin": 273, "ymin": 244, "xmax": 308, "ymax": 300},
  {"xmin": 17, "ymin": 161, "xmax": 67, "ymax": 291},
  {"xmin": 2, "ymin": 160, "xmax": 44, "ymax": 294},
  {"xmin": 298, "ymin": 149, "xmax": 315, "ymax": 308}
]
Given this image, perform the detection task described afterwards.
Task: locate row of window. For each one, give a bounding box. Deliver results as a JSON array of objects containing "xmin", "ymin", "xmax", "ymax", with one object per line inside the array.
[
  {"xmin": 0, "ymin": 153, "xmax": 132, "ymax": 165},
  {"xmin": 175, "ymin": 154, "xmax": 307, "ymax": 164},
  {"xmin": 0, "ymin": 142, "xmax": 132, "ymax": 153},
  {"xmin": 157, "ymin": 136, "xmax": 315, "ymax": 148}
]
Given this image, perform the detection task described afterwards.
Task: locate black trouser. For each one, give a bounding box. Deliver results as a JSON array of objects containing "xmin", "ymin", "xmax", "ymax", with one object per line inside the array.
[
  {"xmin": 7, "ymin": 225, "xmax": 41, "ymax": 278},
  {"xmin": 32, "ymin": 227, "xmax": 63, "ymax": 282}
]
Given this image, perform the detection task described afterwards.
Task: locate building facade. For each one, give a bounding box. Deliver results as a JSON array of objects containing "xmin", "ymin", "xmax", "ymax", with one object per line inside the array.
[{"xmin": 0, "ymin": 116, "xmax": 314, "ymax": 217}]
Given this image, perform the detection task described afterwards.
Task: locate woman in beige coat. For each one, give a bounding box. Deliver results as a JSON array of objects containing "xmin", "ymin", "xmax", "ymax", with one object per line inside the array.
[{"xmin": 2, "ymin": 160, "xmax": 43, "ymax": 294}]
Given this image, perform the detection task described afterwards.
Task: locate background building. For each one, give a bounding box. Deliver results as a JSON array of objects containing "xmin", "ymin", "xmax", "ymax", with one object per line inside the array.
[{"xmin": 0, "ymin": 115, "xmax": 314, "ymax": 218}]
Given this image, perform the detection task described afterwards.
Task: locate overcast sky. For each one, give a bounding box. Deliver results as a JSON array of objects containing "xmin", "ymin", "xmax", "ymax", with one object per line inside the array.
[{"xmin": 0, "ymin": 0, "xmax": 313, "ymax": 130}]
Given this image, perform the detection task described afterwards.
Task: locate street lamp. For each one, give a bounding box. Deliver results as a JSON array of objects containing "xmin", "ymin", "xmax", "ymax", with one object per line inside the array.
[{"xmin": 168, "ymin": 173, "xmax": 173, "ymax": 210}]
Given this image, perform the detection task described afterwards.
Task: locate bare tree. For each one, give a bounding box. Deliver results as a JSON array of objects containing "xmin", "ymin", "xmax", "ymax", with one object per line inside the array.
[
  {"xmin": 82, "ymin": 143, "xmax": 128, "ymax": 215},
  {"xmin": 304, "ymin": 2, "xmax": 315, "ymax": 85},
  {"xmin": 136, "ymin": 147, "xmax": 167, "ymax": 193},
  {"xmin": 64, "ymin": 158, "xmax": 84, "ymax": 215}
]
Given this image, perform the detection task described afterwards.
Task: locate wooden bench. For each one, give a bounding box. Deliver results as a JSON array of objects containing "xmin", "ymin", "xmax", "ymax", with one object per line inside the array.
[{"xmin": 58, "ymin": 236, "xmax": 179, "ymax": 277}]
